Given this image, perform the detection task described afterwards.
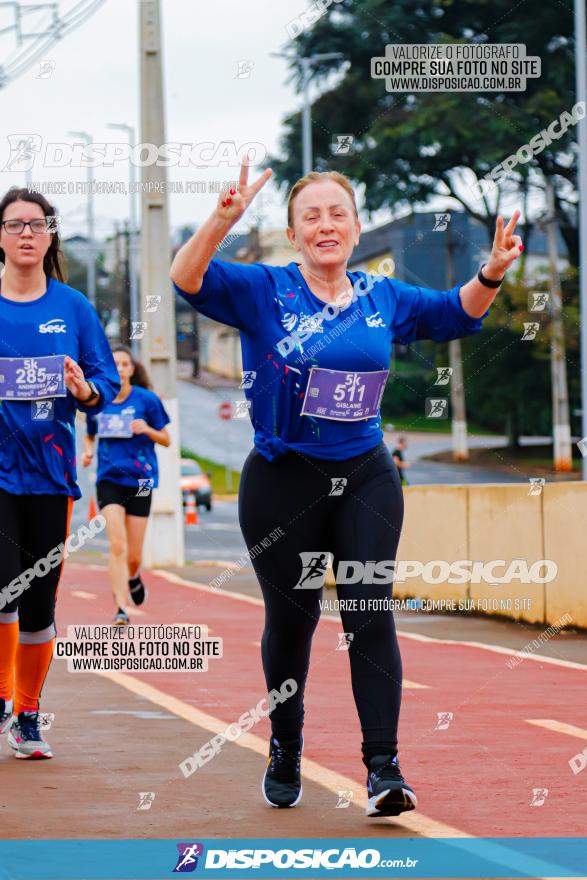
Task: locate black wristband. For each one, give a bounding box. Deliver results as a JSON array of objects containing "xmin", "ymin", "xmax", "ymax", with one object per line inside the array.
[
  {"xmin": 477, "ymin": 264, "xmax": 504, "ymax": 289},
  {"xmin": 80, "ymin": 380, "xmax": 100, "ymax": 404}
]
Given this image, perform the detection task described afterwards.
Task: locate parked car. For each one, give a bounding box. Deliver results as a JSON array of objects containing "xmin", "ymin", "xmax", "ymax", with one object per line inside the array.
[{"xmin": 180, "ymin": 458, "xmax": 213, "ymax": 511}]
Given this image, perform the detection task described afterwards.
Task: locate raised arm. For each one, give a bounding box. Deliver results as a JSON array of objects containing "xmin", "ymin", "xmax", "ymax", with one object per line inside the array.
[
  {"xmin": 459, "ymin": 210, "xmax": 523, "ymax": 318},
  {"xmin": 170, "ymin": 157, "xmax": 272, "ymax": 294}
]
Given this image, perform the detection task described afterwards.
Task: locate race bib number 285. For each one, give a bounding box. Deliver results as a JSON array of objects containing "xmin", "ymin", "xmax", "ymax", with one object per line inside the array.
[{"xmin": 0, "ymin": 355, "xmax": 66, "ymax": 400}]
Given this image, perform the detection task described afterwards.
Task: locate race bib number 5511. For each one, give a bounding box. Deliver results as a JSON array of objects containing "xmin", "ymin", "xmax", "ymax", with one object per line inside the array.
[{"xmin": 301, "ymin": 367, "xmax": 389, "ymax": 421}]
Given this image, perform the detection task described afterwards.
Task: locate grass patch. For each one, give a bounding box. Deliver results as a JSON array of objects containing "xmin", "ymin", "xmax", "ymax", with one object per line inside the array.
[
  {"xmin": 426, "ymin": 444, "xmax": 581, "ymax": 475},
  {"xmin": 181, "ymin": 448, "xmax": 241, "ymax": 494},
  {"xmin": 382, "ymin": 416, "xmax": 501, "ymax": 436}
]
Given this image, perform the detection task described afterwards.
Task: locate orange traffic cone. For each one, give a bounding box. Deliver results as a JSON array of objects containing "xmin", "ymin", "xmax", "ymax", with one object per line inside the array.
[
  {"xmin": 185, "ymin": 492, "xmax": 199, "ymax": 526},
  {"xmin": 87, "ymin": 494, "xmax": 97, "ymax": 522}
]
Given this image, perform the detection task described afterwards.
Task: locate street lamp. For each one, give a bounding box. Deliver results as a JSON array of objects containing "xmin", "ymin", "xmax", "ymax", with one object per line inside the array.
[
  {"xmin": 271, "ymin": 51, "xmax": 345, "ymax": 175},
  {"xmin": 107, "ymin": 122, "xmax": 139, "ymax": 355},
  {"xmin": 67, "ymin": 129, "xmax": 95, "ymax": 306}
]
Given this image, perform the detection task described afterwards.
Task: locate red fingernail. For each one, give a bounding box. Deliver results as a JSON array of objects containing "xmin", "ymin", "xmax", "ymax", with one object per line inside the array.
[
  {"xmin": 221, "ymin": 200, "xmax": 227, "ymax": 207},
  {"xmin": 226, "ymin": 198, "xmax": 232, "ymax": 206},
  {"xmin": 519, "ymin": 245, "xmax": 524, "ymax": 252},
  {"xmin": 229, "ymin": 188, "xmax": 236, "ymax": 195}
]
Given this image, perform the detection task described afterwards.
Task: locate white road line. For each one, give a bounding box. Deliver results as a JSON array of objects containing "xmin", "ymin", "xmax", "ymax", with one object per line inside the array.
[
  {"xmin": 92, "ymin": 669, "xmax": 569, "ymax": 874},
  {"xmin": 94, "ymin": 668, "xmax": 467, "ymax": 838},
  {"xmin": 526, "ymin": 719, "xmax": 587, "ymax": 741},
  {"xmin": 397, "ymin": 630, "xmax": 587, "ymax": 671}
]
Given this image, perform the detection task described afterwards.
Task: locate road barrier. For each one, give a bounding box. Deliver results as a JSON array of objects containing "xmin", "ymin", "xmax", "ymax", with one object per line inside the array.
[
  {"xmin": 396, "ymin": 482, "xmax": 585, "ymax": 628},
  {"xmin": 325, "ymin": 482, "xmax": 585, "ymax": 628}
]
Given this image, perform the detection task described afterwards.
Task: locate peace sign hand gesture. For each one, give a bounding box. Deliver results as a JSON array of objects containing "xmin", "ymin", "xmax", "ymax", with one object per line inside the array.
[
  {"xmin": 487, "ymin": 209, "xmax": 523, "ymax": 277},
  {"xmin": 215, "ymin": 157, "xmax": 273, "ymax": 226}
]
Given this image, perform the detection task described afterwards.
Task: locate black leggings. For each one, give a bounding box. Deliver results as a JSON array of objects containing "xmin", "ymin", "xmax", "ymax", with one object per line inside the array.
[
  {"xmin": 238, "ymin": 441, "xmax": 404, "ymax": 764},
  {"xmin": 0, "ymin": 489, "xmax": 72, "ymax": 639}
]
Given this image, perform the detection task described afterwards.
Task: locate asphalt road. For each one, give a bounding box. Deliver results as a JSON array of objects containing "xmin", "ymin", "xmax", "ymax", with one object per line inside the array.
[
  {"xmin": 2, "ymin": 558, "xmax": 584, "ymax": 850},
  {"xmin": 71, "ymin": 377, "xmax": 548, "ymax": 563},
  {"xmin": 177, "ymin": 378, "xmax": 527, "ymax": 483}
]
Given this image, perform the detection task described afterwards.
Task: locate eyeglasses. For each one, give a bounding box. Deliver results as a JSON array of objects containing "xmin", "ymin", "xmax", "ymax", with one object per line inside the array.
[{"xmin": 1, "ymin": 217, "xmax": 59, "ymax": 234}]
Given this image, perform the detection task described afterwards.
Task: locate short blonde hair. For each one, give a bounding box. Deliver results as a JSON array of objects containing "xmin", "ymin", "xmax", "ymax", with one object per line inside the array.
[{"xmin": 287, "ymin": 171, "xmax": 358, "ymax": 228}]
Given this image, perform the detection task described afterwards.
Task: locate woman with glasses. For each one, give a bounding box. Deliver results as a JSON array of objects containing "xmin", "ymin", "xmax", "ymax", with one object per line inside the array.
[{"xmin": 0, "ymin": 187, "xmax": 119, "ymax": 759}]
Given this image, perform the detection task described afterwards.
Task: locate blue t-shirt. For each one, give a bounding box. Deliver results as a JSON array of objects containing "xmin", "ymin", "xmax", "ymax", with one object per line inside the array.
[
  {"xmin": 0, "ymin": 277, "xmax": 120, "ymax": 497},
  {"xmin": 174, "ymin": 260, "xmax": 489, "ymax": 461},
  {"xmin": 86, "ymin": 385, "xmax": 170, "ymax": 488}
]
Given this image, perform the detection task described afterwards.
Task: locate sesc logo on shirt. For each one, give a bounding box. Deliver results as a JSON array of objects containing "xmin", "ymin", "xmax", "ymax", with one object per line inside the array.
[
  {"xmin": 39, "ymin": 318, "xmax": 67, "ymax": 334},
  {"xmin": 365, "ymin": 312, "xmax": 385, "ymax": 328},
  {"xmin": 298, "ymin": 313, "xmax": 324, "ymax": 336}
]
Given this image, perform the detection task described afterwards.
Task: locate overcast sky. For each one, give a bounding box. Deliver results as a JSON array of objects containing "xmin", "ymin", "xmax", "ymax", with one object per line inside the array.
[{"xmin": 0, "ymin": 0, "xmax": 396, "ymax": 243}]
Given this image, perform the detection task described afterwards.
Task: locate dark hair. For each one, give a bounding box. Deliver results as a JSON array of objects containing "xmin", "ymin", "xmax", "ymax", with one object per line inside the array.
[
  {"xmin": 0, "ymin": 187, "xmax": 67, "ymax": 282},
  {"xmin": 112, "ymin": 344, "xmax": 152, "ymax": 390}
]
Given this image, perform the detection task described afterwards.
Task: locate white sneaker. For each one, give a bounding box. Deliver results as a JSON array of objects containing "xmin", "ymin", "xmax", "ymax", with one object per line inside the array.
[{"xmin": 7, "ymin": 711, "xmax": 53, "ymax": 759}]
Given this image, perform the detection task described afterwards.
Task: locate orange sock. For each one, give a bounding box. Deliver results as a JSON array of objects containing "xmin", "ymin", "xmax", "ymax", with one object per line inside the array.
[
  {"xmin": 0, "ymin": 621, "xmax": 19, "ymax": 703},
  {"xmin": 14, "ymin": 640, "xmax": 54, "ymax": 714}
]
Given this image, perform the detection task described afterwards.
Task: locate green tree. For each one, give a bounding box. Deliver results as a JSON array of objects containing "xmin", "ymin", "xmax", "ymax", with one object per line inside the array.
[
  {"xmin": 380, "ymin": 271, "xmax": 580, "ymax": 441},
  {"xmin": 270, "ymin": 0, "xmax": 579, "ymax": 260}
]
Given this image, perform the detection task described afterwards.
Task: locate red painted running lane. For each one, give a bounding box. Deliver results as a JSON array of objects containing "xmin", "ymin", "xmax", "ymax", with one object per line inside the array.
[{"xmin": 56, "ymin": 564, "xmax": 587, "ymax": 837}]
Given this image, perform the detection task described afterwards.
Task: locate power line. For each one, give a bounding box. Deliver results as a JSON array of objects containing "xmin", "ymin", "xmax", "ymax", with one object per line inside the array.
[{"xmin": 0, "ymin": 0, "xmax": 107, "ymax": 86}]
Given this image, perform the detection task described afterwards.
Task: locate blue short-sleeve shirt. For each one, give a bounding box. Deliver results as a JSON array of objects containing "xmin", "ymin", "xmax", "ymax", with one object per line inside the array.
[
  {"xmin": 174, "ymin": 260, "xmax": 488, "ymax": 461},
  {"xmin": 87, "ymin": 385, "xmax": 170, "ymax": 488},
  {"xmin": 0, "ymin": 277, "xmax": 120, "ymax": 497}
]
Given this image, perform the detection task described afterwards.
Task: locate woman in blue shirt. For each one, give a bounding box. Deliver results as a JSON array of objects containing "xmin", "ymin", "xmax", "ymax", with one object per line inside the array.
[
  {"xmin": 0, "ymin": 187, "xmax": 119, "ymax": 759},
  {"xmin": 170, "ymin": 161, "xmax": 522, "ymax": 817},
  {"xmin": 83, "ymin": 345, "xmax": 170, "ymax": 627}
]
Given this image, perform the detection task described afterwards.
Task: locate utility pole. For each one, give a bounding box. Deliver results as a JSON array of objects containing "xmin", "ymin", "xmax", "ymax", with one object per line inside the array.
[
  {"xmin": 446, "ymin": 220, "xmax": 468, "ymax": 460},
  {"xmin": 574, "ymin": 0, "xmax": 587, "ymax": 478},
  {"xmin": 67, "ymin": 130, "xmax": 96, "ymax": 306},
  {"xmin": 122, "ymin": 220, "xmax": 131, "ymax": 340},
  {"xmin": 113, "ymin": 221, "xmax": 121, "ymax": 335},
  {"xmin": 138, "ymin": 0, "xmax": 184, "ymax": 567},
  {"xmin": 545, "ymin": 179, "xmax": 572, "ymax": 471},
  {"xmin": 107, "ymin": 123, "xmax": 140, "ymax": 357},
  {"xmin": 301, "ymin": 57, "xmax": 312, "ymax": 176}
]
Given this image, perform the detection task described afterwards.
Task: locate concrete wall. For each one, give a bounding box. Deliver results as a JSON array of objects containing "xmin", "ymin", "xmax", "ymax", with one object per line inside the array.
[
  {"xmin": 389, "ymin": 483, "xmax": 585, "ymax": 629},
  {"xmin": 543, "ymin": 484, "xmax": 587, "ymax": 628},
  {"xmin": 200, "ymin": 320, "xmax": 241, "ymax": 380}
]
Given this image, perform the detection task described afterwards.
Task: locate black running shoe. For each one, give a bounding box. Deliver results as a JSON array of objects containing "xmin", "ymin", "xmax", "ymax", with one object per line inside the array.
[
  {"xmin": 128, "ymin": 574, "xmax": 147, "ymax": 607},
  {"xmin": 262, "ymin": 735, "xmax": 303, "ymax": 808},
  {"xmin": 366, "ymin": 755, "xmax": 417, "ymax": 817}
]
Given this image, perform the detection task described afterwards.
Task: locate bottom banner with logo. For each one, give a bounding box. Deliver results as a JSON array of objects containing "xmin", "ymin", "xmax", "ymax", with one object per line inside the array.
[{"xmin": 0, "ymin": 837, "xmax": 586, "ymax": 878}]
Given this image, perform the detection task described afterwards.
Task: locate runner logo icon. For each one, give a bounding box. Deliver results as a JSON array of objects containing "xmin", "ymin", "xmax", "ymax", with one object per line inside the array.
[
  {"xmin": 293, "ymin": 552, "xmax": 331, "ymax": 589},
  {"xmin": 173, "ymin": 843, "xmax": 204, "ymax": 872}
]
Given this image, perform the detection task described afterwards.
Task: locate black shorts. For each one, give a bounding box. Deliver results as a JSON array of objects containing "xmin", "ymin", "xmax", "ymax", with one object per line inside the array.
[{"xmin": 96, "ymin": 480, "xmax": 152, "ymax": 517}]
